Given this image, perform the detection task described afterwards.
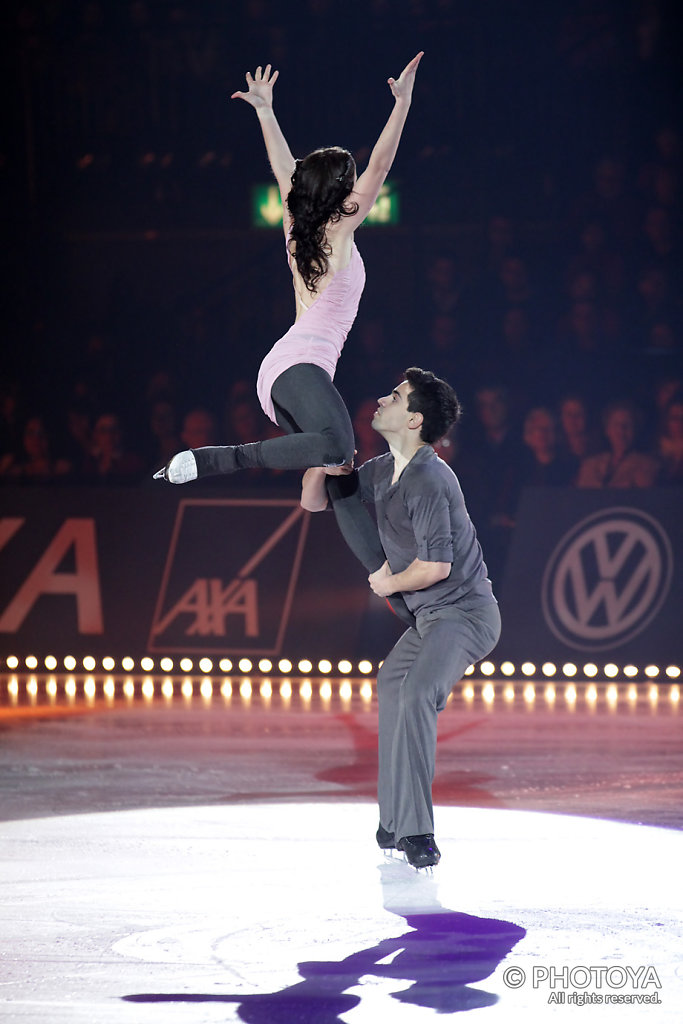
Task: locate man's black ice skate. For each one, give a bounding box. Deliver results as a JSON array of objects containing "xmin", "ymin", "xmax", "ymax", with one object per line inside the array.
[
  {"xmin": 397, "ymin": 833, "xmax": 441, "ymax": 870},
  {"xmin": 376, "ymin": 823, "xmax": 396, "ymax": 850}
]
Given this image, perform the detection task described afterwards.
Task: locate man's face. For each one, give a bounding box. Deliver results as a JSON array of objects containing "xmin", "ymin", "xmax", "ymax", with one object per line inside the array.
[{"xmin": 371, "ymin": 380, "xmax": 415, "ymax": 437}]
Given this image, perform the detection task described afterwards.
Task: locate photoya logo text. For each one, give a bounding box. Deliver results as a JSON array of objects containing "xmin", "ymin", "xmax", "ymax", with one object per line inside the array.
[
  {"xmin": 541, "ymin": 508, "xmax": 673, "ymax": 651},
  {"xmin": 503, "ymin": 964, "xmax": 662, "ymax": 1007}
]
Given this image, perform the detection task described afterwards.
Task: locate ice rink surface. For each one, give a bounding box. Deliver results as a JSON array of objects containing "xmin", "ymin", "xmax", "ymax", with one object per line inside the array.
[{"xmin": 1, "ymin": 680, "xmax": 682, "ymax": 1022}]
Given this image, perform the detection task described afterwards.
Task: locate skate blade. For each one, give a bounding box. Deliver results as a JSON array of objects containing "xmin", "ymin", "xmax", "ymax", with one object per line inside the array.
[{"xmin": 152, "ymin": 468, "xmax": 167, "ymax": 480}]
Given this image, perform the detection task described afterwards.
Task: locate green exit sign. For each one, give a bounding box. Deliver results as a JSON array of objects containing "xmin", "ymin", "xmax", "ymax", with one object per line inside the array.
[{"xmin": 251, "ymin": 182, "xmax": 399, "ymax": 228}]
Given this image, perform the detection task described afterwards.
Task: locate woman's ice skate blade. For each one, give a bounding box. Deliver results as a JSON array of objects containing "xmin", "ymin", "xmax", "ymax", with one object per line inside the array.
[{"xmin": 153, "ymin": 450, "xmax": 198, "ymax": 484}]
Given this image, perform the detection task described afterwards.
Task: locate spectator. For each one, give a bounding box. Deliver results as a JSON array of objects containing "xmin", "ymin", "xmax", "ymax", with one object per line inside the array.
[
  {"xmin": 146, "ymin": 399, "xmax": 180, "ymax": 473},
  {"xmin": 557, "ymin": 393, "xmax": 600, "ymax": 463},
  {"xmin": 60, "ymin": 400, "xmax": 94, "ymax": 479},
  {"xmin": 84, "ymin": 413, "xmax": 145, "ymax": 484},
  {"xmin": 0, "ymin": 415, "xmax": 72, "ymax": 482},
  {"xmin": 640, "ymin": 206, "xmax": 681, "ymax": 276},
  {"xmin": 180, "ymin": 407, "xmax": 218, "ymax": 449},
  {"xmin": 656, "ymin": 391, "xmax": 683, "ymax": 485},
  {"xmin": 573, "ymin": 157, "xmax": 642, "ymax": 249},
  {"xmin": 577, "ymin": 399, "xmax": 659, "ymax": 488},
  {"xmin": 456, "ymin": 384, "xmax": 524, "ymax": 581},
  {"xmin": 564, "ymin": 219, "xmax": 625, "ymax": 302},
  {"xmin": 520, "ymin": 407, "xmax": 578, "ymax": 486}
]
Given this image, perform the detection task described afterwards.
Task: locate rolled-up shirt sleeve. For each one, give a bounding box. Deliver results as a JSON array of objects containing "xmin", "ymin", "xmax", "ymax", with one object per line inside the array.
[{"xmin": 405, "ymin": 477, "xmax": 454, "ymax": 563}]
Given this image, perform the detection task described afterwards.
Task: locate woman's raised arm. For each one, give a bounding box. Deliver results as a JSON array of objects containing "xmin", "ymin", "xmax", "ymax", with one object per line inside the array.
[
  {"xmin": 232, "ymin": 64, "xmax": 295, "ymax": 233},
  {"xmin": 344, "ymin": 51, "xmax": 424, "ymax": 230}
]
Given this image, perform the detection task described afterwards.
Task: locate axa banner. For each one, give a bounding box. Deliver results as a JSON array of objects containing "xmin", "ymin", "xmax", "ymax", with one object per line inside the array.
[
  {"xmin": 497, "ymin": 488, "xmax": 682, "ymax": 661},
  {"xmin": 0, "ymin": 486, "xmax": 401, "ymax": 660},
  {"xmin": 1, "ymin": 486, "xmax": 679, "ymax": 662}
]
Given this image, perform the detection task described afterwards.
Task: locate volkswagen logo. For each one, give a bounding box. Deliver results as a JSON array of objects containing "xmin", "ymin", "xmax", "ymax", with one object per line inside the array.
[{"xmin": 541, "ymin": 508, "xmax": 673, "ymax": 651}]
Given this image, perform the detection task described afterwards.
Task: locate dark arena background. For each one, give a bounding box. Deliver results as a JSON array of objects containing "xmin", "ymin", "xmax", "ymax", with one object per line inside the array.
[{"xmin": 1, "ymin": 3, "xmax": 682, "ymax": 1021}]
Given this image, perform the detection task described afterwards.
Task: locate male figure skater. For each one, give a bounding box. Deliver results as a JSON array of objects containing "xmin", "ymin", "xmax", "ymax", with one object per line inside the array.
[{"xmin": 301, "ymin": 368, "xmax": 501, "ymax": 868}]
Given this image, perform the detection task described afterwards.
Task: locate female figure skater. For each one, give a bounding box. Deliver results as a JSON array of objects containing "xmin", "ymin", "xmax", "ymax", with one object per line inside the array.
[{"xmin": 154, "ymin": 52, "xmax": 423, "ymax": 486}]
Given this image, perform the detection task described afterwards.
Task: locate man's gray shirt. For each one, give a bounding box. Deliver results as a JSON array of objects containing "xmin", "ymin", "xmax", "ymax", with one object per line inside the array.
[{"xmin": 358, "ymin": 445, "xmax": 496, "ymax": 616}]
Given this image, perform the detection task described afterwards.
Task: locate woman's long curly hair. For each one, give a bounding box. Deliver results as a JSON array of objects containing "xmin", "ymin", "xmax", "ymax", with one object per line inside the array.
[{"xmin": 286, "ymin": 146, "xmax": 358, "ymax": 293}]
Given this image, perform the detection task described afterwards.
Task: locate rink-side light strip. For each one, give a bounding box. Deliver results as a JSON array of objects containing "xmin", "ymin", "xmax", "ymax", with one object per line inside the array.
[
  {"xmin": 0, "ymin": 663, "xmax": 679, "ymax": 712},
  {"xmin": 1, "ymin": 671, "xmax": 681, "ymax": 713},
  {"xmin": 3, "ymin": 654, "xmax": 682, "ymax": 683}
]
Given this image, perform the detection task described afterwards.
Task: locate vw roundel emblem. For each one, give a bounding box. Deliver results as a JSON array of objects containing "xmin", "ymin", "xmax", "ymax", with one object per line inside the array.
[{"xmin": 541, "ymin": 508, "xmax": 674, "ymax": 651}]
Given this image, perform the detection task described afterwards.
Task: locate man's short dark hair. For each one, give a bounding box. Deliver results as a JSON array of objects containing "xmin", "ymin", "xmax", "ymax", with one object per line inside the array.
[{"xmin": 404, "ymin": 367, "xmax": 462, "ymax": 444}]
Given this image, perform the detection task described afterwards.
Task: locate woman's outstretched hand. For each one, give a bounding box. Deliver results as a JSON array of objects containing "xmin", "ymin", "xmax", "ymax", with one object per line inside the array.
[
  {"xmin": 231, "ymin": 64, "xmax": 279, "ymax": 109},
  {"xmin": 388, "ymin": 51, "xmax": 424, "ymax": 103}
]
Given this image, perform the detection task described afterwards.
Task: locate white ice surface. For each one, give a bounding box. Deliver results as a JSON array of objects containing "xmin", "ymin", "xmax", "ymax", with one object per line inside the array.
[{"xmin": 1, "ymin": 803, "xmax": 682, "ymax": 1022}]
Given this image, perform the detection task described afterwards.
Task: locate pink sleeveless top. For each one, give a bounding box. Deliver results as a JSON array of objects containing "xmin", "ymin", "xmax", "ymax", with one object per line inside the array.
[{"xmin": 256, "ymin": 234, "xmax": 366, "ymax": 423}]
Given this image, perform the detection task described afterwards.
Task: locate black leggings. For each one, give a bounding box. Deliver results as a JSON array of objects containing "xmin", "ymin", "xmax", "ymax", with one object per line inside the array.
[
  {"xmin": 191, "ymin": 363, "xmax": 383, "ymax": 571},
  {"xmin": 192, "ymin": 363, "xmax": 354, "ymax": 473},
  {"xmin": 192, "ymin": 364, "xmax": 412, "ymax": 622}
]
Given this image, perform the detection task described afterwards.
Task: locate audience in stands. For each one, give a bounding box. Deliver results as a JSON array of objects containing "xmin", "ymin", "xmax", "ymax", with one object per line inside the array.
[{"xmin": 577, "ymin": 400, "xmax": 659, "ymax": 488}]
